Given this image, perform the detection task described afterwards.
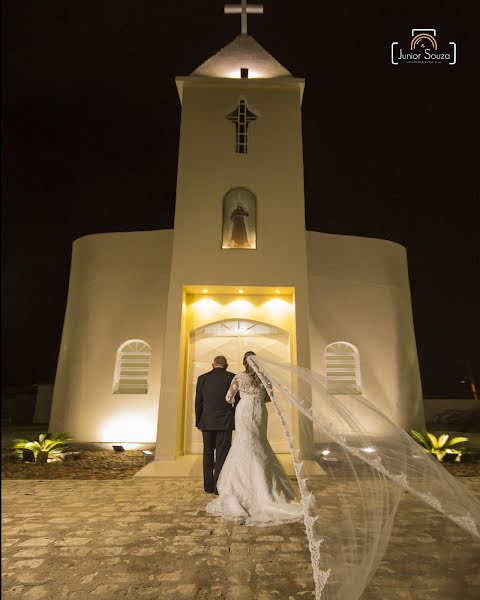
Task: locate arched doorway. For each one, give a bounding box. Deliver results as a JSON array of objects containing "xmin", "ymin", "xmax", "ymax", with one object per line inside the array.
[{"xmin": 185, "ymin": 319, "xmax": 290, "ymax": 454}]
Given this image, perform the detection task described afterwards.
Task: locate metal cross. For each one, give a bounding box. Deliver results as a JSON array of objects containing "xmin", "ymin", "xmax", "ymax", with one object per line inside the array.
[{"xmin": 224, "ymin": 0, "xmax": 264, "ymax": 35}]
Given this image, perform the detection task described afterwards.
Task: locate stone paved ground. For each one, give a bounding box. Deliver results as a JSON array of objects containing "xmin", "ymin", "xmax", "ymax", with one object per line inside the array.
[{"xmin": 2, "ymin": 478, "xmax": 480, "ymax": 600}]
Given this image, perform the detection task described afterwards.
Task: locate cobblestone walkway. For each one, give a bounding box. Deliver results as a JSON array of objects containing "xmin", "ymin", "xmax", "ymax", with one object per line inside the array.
[{"xmin": 2, "ymin": 478, "xmax": 480, "ymax": 600}]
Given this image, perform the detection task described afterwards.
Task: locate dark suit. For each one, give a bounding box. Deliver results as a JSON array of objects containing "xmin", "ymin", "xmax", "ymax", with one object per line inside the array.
[{"xmin": 195, "ymin": 367, "xmax": 237, "ymax": 493}]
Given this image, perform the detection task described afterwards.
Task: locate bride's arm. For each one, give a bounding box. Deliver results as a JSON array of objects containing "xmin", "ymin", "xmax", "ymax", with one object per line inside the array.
[{"xmin": 226, "ymin": 376, "xmax": 239, "ymax": 405}]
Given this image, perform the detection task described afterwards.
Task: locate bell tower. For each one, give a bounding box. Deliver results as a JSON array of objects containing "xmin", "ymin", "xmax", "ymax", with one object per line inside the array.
[{"xmin": 154, "ymin": 9, "xmax": 310, "ymax": 460}]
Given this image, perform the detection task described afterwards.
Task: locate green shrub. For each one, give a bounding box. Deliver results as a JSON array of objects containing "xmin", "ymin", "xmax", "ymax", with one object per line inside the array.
[
  {"xmin": 11, "ymin": 433, "xmax": 73, "ymax": 463},
  {"xmin": 411, "ymin": 430, "xmax": 469, "ymax": 462}
]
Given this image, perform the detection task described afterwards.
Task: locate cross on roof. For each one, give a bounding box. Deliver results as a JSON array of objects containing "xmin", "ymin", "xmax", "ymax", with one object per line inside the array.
[{"xmin": 224, "ymin": 0, "xmax": 264, "ymax": 35}]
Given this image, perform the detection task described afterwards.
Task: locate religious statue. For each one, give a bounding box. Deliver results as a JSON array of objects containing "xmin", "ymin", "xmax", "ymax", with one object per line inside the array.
[
  {"xmin": 229, "ymin": 204, "xmax": 250, "ymax": 246},
  {"xmin": 222, "ymin": 188, "xmax": 256, "ymax": 249}
]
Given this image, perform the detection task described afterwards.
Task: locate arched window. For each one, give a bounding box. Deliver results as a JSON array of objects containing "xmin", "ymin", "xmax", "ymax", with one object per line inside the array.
[
  {"xmin": 193, "ymin": 320, "xmax": 283, "ymax": 337},
  {"xmin": 113, "ymin": 340, "xmax": 151, "ymax": 394},
  {"xmin": 324, "ymin": 341, "xmax": 361, "ymax": 394}
]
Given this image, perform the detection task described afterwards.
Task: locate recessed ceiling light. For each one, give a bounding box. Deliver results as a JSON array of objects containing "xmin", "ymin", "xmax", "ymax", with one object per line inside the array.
[
  {"xmin": 202, "ymin": 289, "xmax": 208, "ymax": 293},
  {"xmin": 239, "ymin": 289, "xmax": 244, "ymax": 294},
  {"xmin": 275, "ymin": 289, "xmax": 280, "ymax": 294}
]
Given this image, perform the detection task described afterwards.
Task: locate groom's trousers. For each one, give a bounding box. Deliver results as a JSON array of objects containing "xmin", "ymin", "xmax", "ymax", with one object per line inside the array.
[{"xmin": 202, "ymin": 430, "xmax": 232, "ymax": 493}]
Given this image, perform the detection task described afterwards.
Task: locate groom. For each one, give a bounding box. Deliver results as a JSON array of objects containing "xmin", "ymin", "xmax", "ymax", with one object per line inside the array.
[{"xmin": 195, "ymin": 355, "xmax": 238, "ymax": 494}]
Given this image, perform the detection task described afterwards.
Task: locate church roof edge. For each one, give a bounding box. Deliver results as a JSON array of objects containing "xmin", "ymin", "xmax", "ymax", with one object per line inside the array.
[
  {"xmin": 175, "ymin": 75, "xmax": 305, "ymax": 104},
  {"xmin": 191, "ymin": 34, "xmax": 293, "ymax": 80}
]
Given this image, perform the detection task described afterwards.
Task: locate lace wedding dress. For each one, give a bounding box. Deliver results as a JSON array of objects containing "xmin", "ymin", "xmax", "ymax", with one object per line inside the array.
[{"xmin": 206, "ymin": 371, "xmax": 303, "ymax": 526}]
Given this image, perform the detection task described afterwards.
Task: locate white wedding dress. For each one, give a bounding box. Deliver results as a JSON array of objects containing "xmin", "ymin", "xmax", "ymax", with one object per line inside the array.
[{"xmin": 206, "ymin": 371, "xmax": 303, "ymax": 526}]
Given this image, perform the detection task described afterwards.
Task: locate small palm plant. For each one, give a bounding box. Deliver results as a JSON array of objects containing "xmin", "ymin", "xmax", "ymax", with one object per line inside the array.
[
  {"xmin": 411, "ymin": 430, "xmax": 469, "ymax": 463},
  {"xmin": 12, "ymin": 433, "xmax": 73, "ymax": 464}
]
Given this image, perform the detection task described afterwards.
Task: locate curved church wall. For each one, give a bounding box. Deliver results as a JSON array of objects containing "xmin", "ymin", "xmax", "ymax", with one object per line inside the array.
[
  {"xmin": 50, "ymin": 230, "xmax": 174, "ymax": 443},
  {"xmin": 306, "ymin": 231, "xmax": 425, "ymax": 432}
]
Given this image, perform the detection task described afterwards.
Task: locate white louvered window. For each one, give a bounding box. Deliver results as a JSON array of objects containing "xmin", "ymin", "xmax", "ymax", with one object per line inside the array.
[
  {"xmin": 113, "ymin": 340, "xmax": 151, "ymax": 394},
  {"xmin": 324, "ymin": 341, "xmax": 361, "ymax": 394}
]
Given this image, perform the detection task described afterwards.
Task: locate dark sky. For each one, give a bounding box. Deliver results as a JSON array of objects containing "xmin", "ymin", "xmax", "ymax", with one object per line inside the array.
[{"xmin": 2, "ymin": 1, "xmax": 479, "ymax": 397}]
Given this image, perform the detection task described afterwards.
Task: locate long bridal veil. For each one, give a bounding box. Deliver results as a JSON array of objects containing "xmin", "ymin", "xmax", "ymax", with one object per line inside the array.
[{"xmin": 249, "ymin": 356, "xmax": 480, "ymax": 600}]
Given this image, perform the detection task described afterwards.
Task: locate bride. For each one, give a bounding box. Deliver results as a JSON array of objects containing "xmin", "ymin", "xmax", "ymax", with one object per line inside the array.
[{"xmin": 206, "ymin": 351, "xmax": 303, "ymax": 526}]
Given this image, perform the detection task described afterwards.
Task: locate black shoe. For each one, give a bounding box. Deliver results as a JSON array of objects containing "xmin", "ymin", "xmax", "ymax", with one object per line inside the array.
[
  {"xmin": 214, "ymin": 488, "xmax": 219, "ymax": 496},
  {"xmin": 204, "ymin": 488, "xmax": 215, "ymax": 494}
]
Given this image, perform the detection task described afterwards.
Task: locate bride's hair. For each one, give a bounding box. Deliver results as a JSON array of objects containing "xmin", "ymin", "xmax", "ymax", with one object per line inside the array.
[{"xmin": 243, "ymin": 351, "xmax": 262, "ymax": 387}]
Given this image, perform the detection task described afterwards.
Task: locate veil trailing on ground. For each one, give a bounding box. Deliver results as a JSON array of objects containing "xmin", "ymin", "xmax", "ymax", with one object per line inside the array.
[{"xmin": 248, "ymin": 356, "xmax": 480, "ymax": 600}]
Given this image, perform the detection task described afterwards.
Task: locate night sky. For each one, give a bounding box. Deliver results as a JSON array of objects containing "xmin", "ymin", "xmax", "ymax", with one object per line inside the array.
[{"xmin": 3, "ymin": 1, "xmax": 479, "ymax": 397}]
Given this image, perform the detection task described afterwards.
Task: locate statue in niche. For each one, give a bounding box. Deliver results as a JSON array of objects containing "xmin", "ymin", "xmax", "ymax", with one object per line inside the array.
[
  {"xmin": 222, "ymin": 188, "xmax": 256, "ymax": 249},
  {"xmin": 230, "ymin": 204, "xmax": 250, "ymax": 246}
]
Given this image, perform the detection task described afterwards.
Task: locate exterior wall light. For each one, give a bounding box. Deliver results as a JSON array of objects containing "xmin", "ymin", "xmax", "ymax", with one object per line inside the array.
[{"xmin": 142, "ymin": 450, "xmax": 155, "ymax": 465}]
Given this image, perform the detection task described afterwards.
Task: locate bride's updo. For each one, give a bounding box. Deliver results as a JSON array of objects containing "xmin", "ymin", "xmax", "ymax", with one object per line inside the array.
[{"xmin": 243, "ymin": 351, "xmax": 262, "ymax": 388}]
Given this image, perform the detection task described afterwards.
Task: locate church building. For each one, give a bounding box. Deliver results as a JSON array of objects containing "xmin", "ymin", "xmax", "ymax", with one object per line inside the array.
[{"xmin": 49, "ymin": 5, "xmax": 424, "ymax": 474}]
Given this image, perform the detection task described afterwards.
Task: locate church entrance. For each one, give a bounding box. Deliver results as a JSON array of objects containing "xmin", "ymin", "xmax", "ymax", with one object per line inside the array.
[{"xmin": 185, "ymin": 319, "xmax": 290, "ymax": 454}]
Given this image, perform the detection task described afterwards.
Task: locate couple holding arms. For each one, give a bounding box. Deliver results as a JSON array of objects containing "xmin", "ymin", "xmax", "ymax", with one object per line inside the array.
[{"xmin": 195, "ymin": 351, "xmax": 303, "ymax": 526}]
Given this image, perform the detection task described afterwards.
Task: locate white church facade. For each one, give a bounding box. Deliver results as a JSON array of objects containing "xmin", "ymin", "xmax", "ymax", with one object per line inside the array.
[{"xmin": 49, "ymin": 26, "xmax": 425, "ymax": 468}]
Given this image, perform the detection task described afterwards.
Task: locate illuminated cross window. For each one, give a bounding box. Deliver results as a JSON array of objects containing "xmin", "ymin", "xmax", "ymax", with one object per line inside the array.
[{"xmin": 226, "ymin": 98, "xmax": 259, "ymax": 154}]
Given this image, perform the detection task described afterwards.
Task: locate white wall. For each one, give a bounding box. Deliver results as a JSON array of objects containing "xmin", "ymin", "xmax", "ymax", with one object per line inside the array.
[
  {"xmin": 307, "ymin": 231, "xmax": 425, "ymax": 432},
  {"xmin": 50, "ymin": 230, "xmax": 173, "ymax": 442}
]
